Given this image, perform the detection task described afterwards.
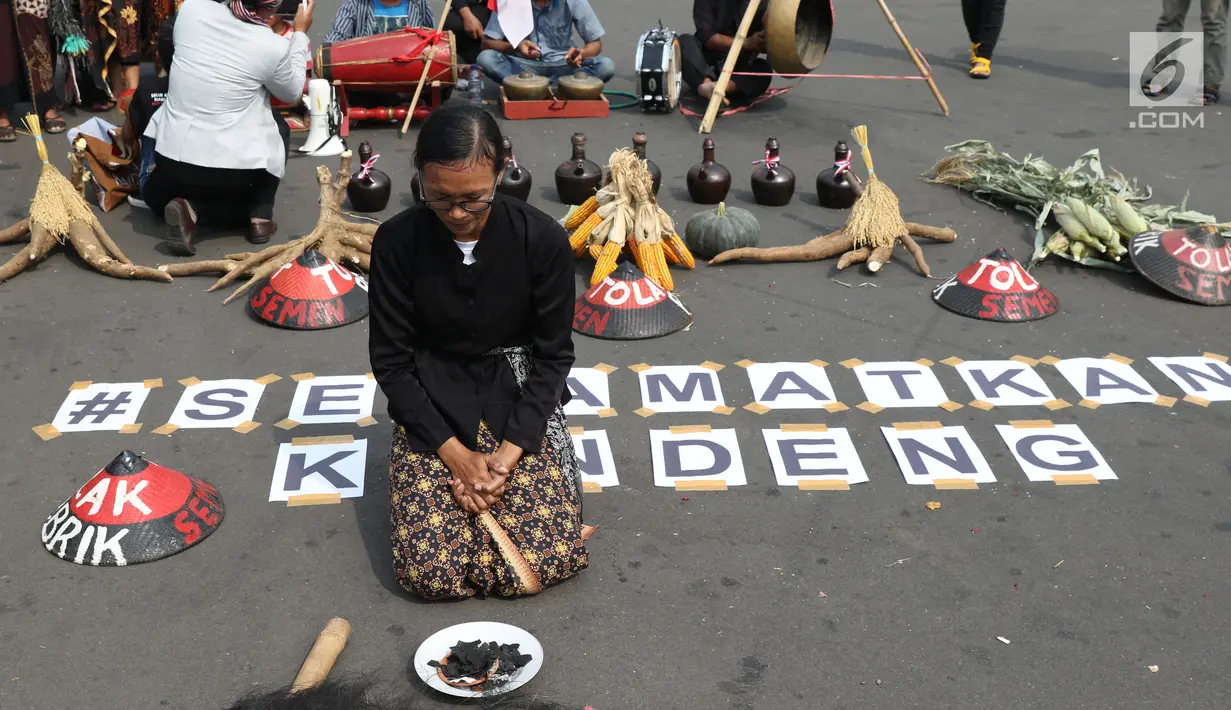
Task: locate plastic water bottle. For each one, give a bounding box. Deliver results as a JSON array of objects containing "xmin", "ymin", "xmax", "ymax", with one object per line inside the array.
[{"xmin": 467, "ymin": 65, "xmax": 484, "ymax": 105}]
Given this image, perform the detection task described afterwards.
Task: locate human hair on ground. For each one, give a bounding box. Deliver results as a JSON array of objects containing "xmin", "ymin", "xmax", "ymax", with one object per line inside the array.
[{"xmin": 223, "ymin": 676, "xmax": 576, "ymax": 710}]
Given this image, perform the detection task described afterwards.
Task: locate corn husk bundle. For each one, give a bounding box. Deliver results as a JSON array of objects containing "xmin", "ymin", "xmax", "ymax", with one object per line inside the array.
[
  {"xmin": 565, "ymin": 149, "xmax": 695, "ymax": 290},
  {"xmin": 709, "ymin": 125, "xmax": 956, "ymax": 275},
  {"xmin": 926, "ymin": 139, "xmax": 1226, "ymax": 271},
  {"xmin": 0, "ymin": 115, "xmax": 171, "ymax": 284},
  {"xmin": 160, "ymin": 151, "xmax": 378, "ymax": 304}
]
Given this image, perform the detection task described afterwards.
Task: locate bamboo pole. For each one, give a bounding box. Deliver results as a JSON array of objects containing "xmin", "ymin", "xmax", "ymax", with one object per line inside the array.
[
  {"xmin": 873, "ymin": 0, "xmax": 950, "ymax": 116},
  {"xmin": 291, "ymin": 618, "xmax": 352, "ymax": 692},
  {"xmin": 399, "ymin": 0, "xmax": 454, "ymax": 137},
  {"xmin": 698, "ymin": 0, "xmax": 763, "ymax": 134}
]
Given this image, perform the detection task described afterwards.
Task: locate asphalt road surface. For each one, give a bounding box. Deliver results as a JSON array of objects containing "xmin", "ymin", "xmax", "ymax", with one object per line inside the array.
[{"xmin": 1, "ymin": 1, "xmax": 1229, "ymax": 708}]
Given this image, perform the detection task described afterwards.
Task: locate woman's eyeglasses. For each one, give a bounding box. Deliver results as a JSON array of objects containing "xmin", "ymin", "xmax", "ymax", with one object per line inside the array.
[{"xmin": 420, "ymin": 175, "xmax": 501, "ymax": 213}]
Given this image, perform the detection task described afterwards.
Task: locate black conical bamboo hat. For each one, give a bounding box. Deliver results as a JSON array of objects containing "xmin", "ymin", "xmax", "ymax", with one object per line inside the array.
[
  {"xmin": 1129, "ymin": 225, "xmax": 1231, "ymax": 305},
  {"xmin": 40, "ymin": 451, "xmax": 224, "ymax": 567},
  {"xmin": 247, "ymin": 249, "xmax": 370, "ymax": 329},
  {"xmin": 573, "ymin": 261, "xmax": 692, "ymax": 339},
  {"xmin": 932, "ymin": 247, "xmax": 1060, "ymax": 322}
]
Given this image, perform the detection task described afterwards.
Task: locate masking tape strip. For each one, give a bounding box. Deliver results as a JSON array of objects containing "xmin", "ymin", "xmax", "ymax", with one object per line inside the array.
[
  {"xmin": 1038, "ymin": 355, "xmax": 1061, "ymax": 365},
  {"xmin": 840, "ymin": 358, "xmax": 864, "ymax": 369},
  {"xmin": 290, "ymin": 372, "xmax": 316, "ymax": 381},
  {"xmin": 670, "ymin": 424, "xmax": 712, "ymax": 434},
  {"xmin": 597, "ymin": 408, "xmax": 618, "ymax": 418},
  {"xmin": 1183, "ymin": 394, "xmax": 1211, "ymax": 407},
  {"xmin": 634, "ymin": 408, "xmax": 655, "ymax": 418},
  {"xmin": 291, "ymin": 434, "xmax": 356, "ymax": 446},
  {"xmin": 780, "ymin": 423, "xmax": 829, "ymax": 432},
  {"xmin": 799, "ymin": 479, "xmax": 850, "ymax": 491},
  {"xmin": 1043, "ymin": 399, "xmax": 1072, "ymax": 410},
  {"xmin": 356, "ymin": 416, "xmax": 379, "ymax": 427},
  {"xmin": 582, "ymin": 481, "xmax": 602, "ymax": 493},
  {"xmin": 287, "ymin": 493, "xmax": 342, "ymax": 507},
  {"xmin": 1053, "ymin": 474, "xmax": 1099, "ymax": 486},
  {"xmin": 1154, "ymin": 395, "xmax": 1177, "ymax": 407},
  {"xmin": 254, "ymin": 374, "xmax": 282, "ymax": 385},
  {"xmin": 674, "ymin": 480, "xmax": 728, "ymax": 491},
  {"xmin": 940, "ymin": 356, "xmax": 964, "ymax": 366},
  {"xmin": 568, "ymin": 426, "xmax": 585, "ymax": 435},
  {"xmin": 940, "ymin": 401, "xmax": 965, "ymax": 412},
  {"xmin": 151, "ymin": 423, "xmax": 180, "ymax": 436},
  {"xmin": 893, "ymin": 421, "xmax": 943, "ymax": 430},
  {"xmin": 809, "ymin": 359, "xmax": 829, "ymax": 368},
  {"xmin": 856, "ymin": 402, "xmax": 884, "ymax": 413},
  {"xmin": 628, "ymin": 363, "xmax": 652, "ymax": 372},
  {"xmin": 1078, "ymin": 399, "xmax": 1101, "ymax": 409},
  {"xmin": 179, "ymin": 377, "xmax": 202, "ymax": 387},
  {"xmin": 119, "ymin": 423, "xmax": 142, "ymax": 434},
  {"xmin": 969, "ymin": 400, "xmax": 995, "ymax": 411},
  {"xmin": 592, "ymin": 363, "xmax": 618, "ymax": 374},
  {"xmin": 1010, "ymin": 355, "xmax": 1039, "ymax": 366},
  {"xmin": 143, "ymin": 378, "xmax": 164, "ymax": 389},
  {"xmin": 824, "ymin": 402, "xmax": 849, "ymax": 413},
  {"xmin": 1010, "ymin": 419, "xmax": 1054, "ymax": 429},
  {"xmin": 744, "ymin": 402, "xmax": 771, "ymax": 414},
  {"xmin": 735, "ymin": 359, "xmax": 757, "ymax": 368},
  {"xmin": 915, "ymin": 358, "xmax": 935, "ymax": 367},
  {"xmin": 933, "ymin": 478, "xmax": 978, "ymax": 490},
  {"xmin": 1203, "ymin": 352, "xmax": 1228, "ymax": 363},
  {"xmin": 69, "ymin": 381, "xmax": 92, "ymax": 390},
  {"xmin": 713, "ymin": 405, "xmax": 735, "ymax": 415},
  {"xmin": 1104, "ymin": 353, "xmax": 1133, "ymax": 365},
  {"xmin": 275, "ymin": 419, "xmax": 300, "ymax": 430},
  {"xmin": 365, "ymin": 372, "xmax": 375, "ymax": 379},
  {"xmin": 32, "ymin": 424, "xmax": 61, "ymax": 441},
  {"xmin": 232, "ymin": 421, "xmax": 261, "ymax": 434},
  {"xmin": 700, "ymin": 361, "xmax": 725, "ymax": 371}
]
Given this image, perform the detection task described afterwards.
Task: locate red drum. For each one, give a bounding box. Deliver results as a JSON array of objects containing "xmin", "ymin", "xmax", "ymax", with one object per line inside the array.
[{"xmin": 315, "ymin": 28, "xmax": 458, "ymax": 92}]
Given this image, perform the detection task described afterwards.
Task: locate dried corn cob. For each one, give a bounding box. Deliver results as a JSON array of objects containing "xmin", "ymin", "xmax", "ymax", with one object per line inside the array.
[
  {"xmin": 566, "ymin": 196, "xmax": 599, "ymax": 229},
  {"xmin": 664, "ymin": 232, "xmax": 695, "ymax": 269},
  {"xmin": 569, "ymin": 212, "xmax": 602, "ymax": 256},
  {"xmin": 661, "ymin": 236, "xmax": 682, "ymax": 265},
  {"xmin": 647, "ymin": 241, "xmax": 673, "ymax": 291},
  {"xmin": 591, "ymin": 241, "xmax": 621, "ymax": 285},
  {"xmin": 589, "ymin": 241, "xmax": 603, "ymax": 260}
]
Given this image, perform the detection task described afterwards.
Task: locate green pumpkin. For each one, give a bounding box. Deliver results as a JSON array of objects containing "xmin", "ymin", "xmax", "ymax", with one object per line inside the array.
[{"xmin": 684, "ymin": 202, "xmax": 761, "ymax": 258}]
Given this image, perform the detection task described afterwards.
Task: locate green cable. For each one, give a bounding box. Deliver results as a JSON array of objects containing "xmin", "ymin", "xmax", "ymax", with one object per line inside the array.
[{"xmin": 602, "ymin": 90, "xmax": 640, "ymax": 110}]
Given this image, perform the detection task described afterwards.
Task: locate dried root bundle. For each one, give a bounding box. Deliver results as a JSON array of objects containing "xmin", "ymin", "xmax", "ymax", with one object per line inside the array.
[
  {"xmin": 162, "ymin": 151, "xmax": 379, "ymax": 304},
  {"xmin": 566, "ymin": 148, "xmax": 695, "ymax": 291},
  {"xmin": 0, "ymin": 117, "xmax": 171, "ymax": 285}
]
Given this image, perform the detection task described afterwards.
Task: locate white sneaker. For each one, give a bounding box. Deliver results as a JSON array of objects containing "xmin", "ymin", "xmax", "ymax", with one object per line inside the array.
[{"xmin": 128, "ymin": 195, "xmax": 150, "ymax": 210}]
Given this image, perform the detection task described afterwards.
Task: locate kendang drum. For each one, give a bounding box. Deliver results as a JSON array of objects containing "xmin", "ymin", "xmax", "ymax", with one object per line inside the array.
[
  {"xmin": 315, "ymin": 27, "xmax": 458, "ymax": 93},
  {"xmin": 635, "ymin": 24, "xmax": 681, "ymax": 113},
  {"xmin": 766, "ymin": 0, "xmax": 835, "ymax": 75}
]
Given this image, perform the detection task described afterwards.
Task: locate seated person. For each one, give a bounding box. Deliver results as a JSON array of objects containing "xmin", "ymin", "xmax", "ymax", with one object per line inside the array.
[
  {"xmin": 142, "ymin": 0, "xmax": 312, "ymax": 256},
  {"xmin": 322, "ymin": 0, "xmax": 434, "ymax": 43},
  {"xmin": 443, "ymin": 0, "xmax": 494, "ymax": 65},
  {"xmin": 268, "ymin": 10, "xmax": 313, "ymax": 129},
  {"xmin": 476, "ymin": 0, "xmax": 615, "ymax": 84},
  {"xmin": 680, "ymin": 0, "xmax": 772, "ymax": 106}
]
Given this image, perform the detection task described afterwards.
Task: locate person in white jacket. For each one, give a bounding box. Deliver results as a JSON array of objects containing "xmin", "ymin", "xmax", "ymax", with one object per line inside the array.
[{"xmin": 143, "ymin": 0, "xmax": 315, "ymax": 256}]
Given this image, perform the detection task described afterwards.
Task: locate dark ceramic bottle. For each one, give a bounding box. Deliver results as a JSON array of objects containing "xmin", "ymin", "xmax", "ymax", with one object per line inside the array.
[
  {"xmin": 815, "ymin": 140, "xmax": 859, "ymax": 209},
  {"xmin": 497, "ymin": 136, "xmax": 532, "ymax": 201},
  {"xmin": 750, "ymin": 137, "xmax": 795, "ymax": 207},
  {"xmin": 555, "ymin": 132, "xmax": 603, "ymax": 205},
  {"xmin": 632, "ymin": 131, "xmax": 662, "ymax": 196},
  {"xmin": 347, "ymin": 141, "xmax": 392, "ymax": 213},
  {"xmin": 686, "ymin": 138, "xmax": 731, "ymax": 204}
]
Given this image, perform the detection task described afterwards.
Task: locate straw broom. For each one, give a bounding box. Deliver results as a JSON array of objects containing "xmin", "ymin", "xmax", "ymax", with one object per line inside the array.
[
  {"xmin": 844, "ymin": 125, "xmax": 909, "ymax": 270},
  {"xmin": 0, "ymin": 114, "xmax": 171, "ymax": 284}
]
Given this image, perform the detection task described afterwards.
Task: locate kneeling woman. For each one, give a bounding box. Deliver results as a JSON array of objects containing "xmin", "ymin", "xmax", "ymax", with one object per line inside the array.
[{"xmin": 369, "ymin": 103, "xmax": 588, "ymax": 601}]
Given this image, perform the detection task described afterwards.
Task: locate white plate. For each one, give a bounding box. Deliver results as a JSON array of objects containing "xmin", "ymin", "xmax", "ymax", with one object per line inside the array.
[{"xmin": 413, "ymin": 621, "xmax": 544, "ymax": 698}]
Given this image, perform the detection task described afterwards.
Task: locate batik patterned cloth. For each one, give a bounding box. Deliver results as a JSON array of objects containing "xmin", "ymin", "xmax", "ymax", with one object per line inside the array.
[
  {"xmin": 11, "ymin": 0, "xmax": 58, "ymax": 114},
  {"xmin": 389, "ymin": 420, "xmax": 589, "ymax": 600}
]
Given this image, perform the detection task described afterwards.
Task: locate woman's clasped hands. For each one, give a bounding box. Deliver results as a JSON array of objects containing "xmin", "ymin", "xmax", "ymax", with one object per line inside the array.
[{"xmin": 438, "ymin": 439, "xmax": 522, "ymax": 514}]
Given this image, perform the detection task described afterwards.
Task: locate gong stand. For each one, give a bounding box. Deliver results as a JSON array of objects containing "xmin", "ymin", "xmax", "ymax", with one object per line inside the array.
[{"xmin": 697, "ymin": 0, "xmax": 950, "ymax": 134}]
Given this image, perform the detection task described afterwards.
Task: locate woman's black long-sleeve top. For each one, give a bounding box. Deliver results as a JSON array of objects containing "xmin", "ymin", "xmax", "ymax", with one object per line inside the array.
[{"xmin": 367, "ymin": 195, "xmax": 576, "ymax": 453}]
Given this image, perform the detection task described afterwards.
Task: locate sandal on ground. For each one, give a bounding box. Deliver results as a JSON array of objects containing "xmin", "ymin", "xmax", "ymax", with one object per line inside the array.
[
  {"xmin": 1201, "ymin": 85, "xmax": 1220, "ymax": 105},
  {"xmin": 969, "ymin": 43, "xmax": 980, "ymax": 65},
  {"xmin": 43, "ymin": 115, "xmax": 67, "ymax": 133},
  {"xmin": 117, "ymin": 88, "xmax": 136, "ymax": 114},
  {"xmin": 0, "ymin": 125, "xmax": 16, "ymax": 142},
  {"xmin": 970, "ymin": 57, "xmax": 991, "ymax": 79},
  {"xmin": 88, "ymin": 100, "xmax": 117, "ymax": 112}
]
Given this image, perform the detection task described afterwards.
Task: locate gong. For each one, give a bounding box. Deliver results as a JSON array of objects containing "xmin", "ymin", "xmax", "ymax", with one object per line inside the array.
[{"xmin": 766, "ymin": 0, "xmax": 835, "ymax": 75}]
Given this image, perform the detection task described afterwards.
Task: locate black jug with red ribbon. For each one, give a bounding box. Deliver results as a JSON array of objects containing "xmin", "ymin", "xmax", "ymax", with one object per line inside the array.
[
  {"xmin": 815, "ymin": 140, "xmax": 860, "ymax": 209},
  {"xmin": 347, "ymin": 141, "xmax": 392, "ymax": 213}
]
